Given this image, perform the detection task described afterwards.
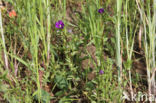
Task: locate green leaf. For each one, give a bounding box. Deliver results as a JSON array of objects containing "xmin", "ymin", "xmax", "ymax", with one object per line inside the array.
[
  {"xmin": 54, "ymin": 75, "xmax": 68, "ymax": 89},
  {"xmin": 33, "ymin": 89, "xmax": 50, "ymax": 103}
]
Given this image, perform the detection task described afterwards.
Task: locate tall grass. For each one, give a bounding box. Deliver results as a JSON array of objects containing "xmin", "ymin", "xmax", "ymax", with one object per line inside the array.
[
  {"xmin": 27, "ymin": 0, "xmax": 41, "ymax": 101},
  {"xmin": 136, "ymin": 0, "xmax": 156, "ymax": 102},
  {"xmin": 116, "ymin": 0, "xmax": 123, "ymax": 85},
  {"xmin": 0, "ymin": 0, "xmax": 156, "ymax": 102},
  {"xmin": 0, "ymin": 8, "xmax": 9, "ymax": 71},
  {"xmin": 123, "ymin": 0, "xmax": 137, "ymax": 100}
]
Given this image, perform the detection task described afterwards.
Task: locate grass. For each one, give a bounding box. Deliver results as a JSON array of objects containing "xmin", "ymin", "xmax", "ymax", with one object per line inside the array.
[{"xmin": 0, "ymin": 0, "xmax": 156, "ymax": 103}]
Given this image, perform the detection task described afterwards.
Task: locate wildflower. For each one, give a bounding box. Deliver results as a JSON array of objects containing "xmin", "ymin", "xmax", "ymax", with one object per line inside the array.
[
  {"xmin": 55, "ymin": 20, "xmax": 64, "ymax": 29},
  {"xmin": 99, "ymin": 70, "xmax": 104, "ymax": 75},
  {"xmin": 98, "ymin": 8, "xmax": 104, "ymax": 14},
  {"xmin": 68, "ymin": 29, "xmax": 72, "ymax": 33},
  {"xmin": 9, "ymin": 10, "xmax": 17, "ymax": 18}
]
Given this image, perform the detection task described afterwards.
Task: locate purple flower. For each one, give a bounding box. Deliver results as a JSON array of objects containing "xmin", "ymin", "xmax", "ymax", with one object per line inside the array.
[
  {"xmin": 98, "ymin": 8, "xmax": 104, "ymax": 14},
  {"xmin": 55, "ymin": 20, "xmax": 64, "ymax": 29},
  {"xmin": 68, "ymin": 29, "xmax": 72, "ymax": 33},
  {"xmin": 99, "ymin": 70, "xmax": 104, "ymax": 75}
]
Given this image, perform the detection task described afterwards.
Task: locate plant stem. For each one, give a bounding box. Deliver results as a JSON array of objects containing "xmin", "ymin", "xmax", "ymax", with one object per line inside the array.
[
  {"xmin": 116, "ymin": 0, "xmax": 123, "ymax": 85},
  {"xmin": 0, "ymin": 9, "xmax": 9, "ymax": 71}
]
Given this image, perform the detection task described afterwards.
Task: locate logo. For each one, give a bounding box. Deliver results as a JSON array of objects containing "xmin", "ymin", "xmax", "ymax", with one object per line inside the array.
[{"xmin": 122, "ymin": 91, "xmax": 156, "ymax": 102}]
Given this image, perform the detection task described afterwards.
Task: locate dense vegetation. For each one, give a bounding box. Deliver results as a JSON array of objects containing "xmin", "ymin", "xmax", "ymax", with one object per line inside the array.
[{"xmin": 0, "ymin": 0, "xmax": 156, "ymax": 103}]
